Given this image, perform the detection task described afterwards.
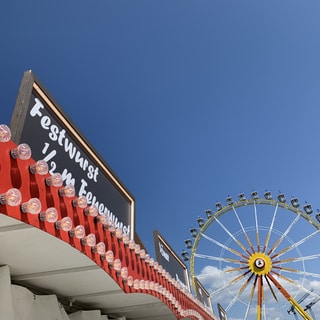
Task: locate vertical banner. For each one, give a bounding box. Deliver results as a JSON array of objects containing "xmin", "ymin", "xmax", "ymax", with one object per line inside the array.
[
  {"xmin": 217, "ymin": 303, "xmax": 228, "ymax": 320},
  {"xmin": 194, "ymin": 277, "xmax": 213, "ymax": 312},
  {"xmin": 153, "ymin": 230, "xmax": 190, "ymax": 292},
  {"xmin": 10, "ymin": 70, "xmax": 135, "ymax": 239}
]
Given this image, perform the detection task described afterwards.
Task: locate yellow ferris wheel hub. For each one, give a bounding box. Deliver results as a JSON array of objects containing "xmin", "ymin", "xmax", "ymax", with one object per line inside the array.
[{"xmin": 248, "ymin": 252, "xmax": 272, "ymax": 276}]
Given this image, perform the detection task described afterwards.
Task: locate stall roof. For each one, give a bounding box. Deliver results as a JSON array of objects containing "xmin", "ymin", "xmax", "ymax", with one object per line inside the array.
[{"xmin": 0, "ymin": 214, "xmax": 177, "ymax": 320}]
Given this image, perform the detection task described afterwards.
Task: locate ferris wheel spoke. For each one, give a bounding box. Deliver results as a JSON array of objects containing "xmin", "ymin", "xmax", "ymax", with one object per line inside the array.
[
  {"xmin": 209, "ymin": 271, "xmax": 248, "ymax": 298},
  {"xmin": 232, "ymin": 205, "xmax": 255, "ymax": 253},
  {"xmin": 244, "ymin": 275, "xmax": 258, "ymax": 320},
  {"xmin": 226, "ymin": 266, "xmax": 250, "ymax": 273},
  {"xmin": 262, "ymin": 203, "xmax": 279, "ymax": 253},
  {"xmin": 225, "ymin": 272, "xmax": 254, "ymax": 312},
  {"xmin": 271, "ymin": 229, "xmax": 320, "ymax": 260},
  {"xmin": 212, "ymin": 216, "xmax": 251, "ymax": 255},
  {"xmin": 257, "ymin": 276, "xmax": 263, "ymax": 320},
  {"xmin": 194, "ymin": 252, "xmax": 244, "ymax": 265},
  {"xmin": 271, "ymin": 271, "xmax": 320, "ymax": 302},
  {"xmin": 273, "ymin": 266, "xmax": 320, "ymax": 279},
  {"xmin": 230, "ymin": 270, "xmax": 251, "ymax": 285},
  {"xmin": 264, "ymin": 275, "xmax": 278, "ymax": 302},
  {"xmin": 267, "ymin": 212, "xmax": 302, "ymax": 256},
  {"xmin": 272, "ymin": 253, "xmax": 320, "ymax": 265},
  {"xmin": 254, "ymin": 202, "xmax": 261, "ymax": 252},
  {"xmin": 200, "ymin": 232, "xmax": 248, "ymax": 259},
  {"xmin": 267, "ymin": 273, "xmax": 313, "ymax": 320}
]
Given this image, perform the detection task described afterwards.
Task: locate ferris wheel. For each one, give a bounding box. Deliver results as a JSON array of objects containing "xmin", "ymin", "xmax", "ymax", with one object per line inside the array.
[{"xmin": 182, "ymin": 191, "xmax": 320, "ymax": 320}]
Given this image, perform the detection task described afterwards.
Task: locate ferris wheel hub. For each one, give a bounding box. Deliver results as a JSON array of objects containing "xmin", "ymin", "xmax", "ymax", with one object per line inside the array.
[{"xmin": 248, "ymin": 252, "xmax": 272, "ymax": 275}]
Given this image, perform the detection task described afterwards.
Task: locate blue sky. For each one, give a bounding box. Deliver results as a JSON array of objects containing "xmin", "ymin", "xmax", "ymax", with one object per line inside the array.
[{"xmin": 2, "ymin": 1, "xmax": 320, "ymax": 319}]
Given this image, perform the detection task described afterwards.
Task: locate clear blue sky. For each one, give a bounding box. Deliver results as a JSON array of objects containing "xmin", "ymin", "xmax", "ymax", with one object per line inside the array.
[{"xmin": 2, "ymin": 1, "xmax": 320, "ymax": 319}]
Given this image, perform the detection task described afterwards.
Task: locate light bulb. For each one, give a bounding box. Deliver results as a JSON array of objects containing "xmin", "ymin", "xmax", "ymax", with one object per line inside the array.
[
  {"xmin": 115, "ymin": 228, "xmax": 123, "ymax": 239},
  {"xmin": 127, "ymin": 276, "xmax": 133, "ymax": 287},
  {"xmin": 58, "ymin": 184, "xmax": 75, "ymax": 197},
  {"xmin": 121, "ymin": 234, "xmax": 130, "ymax": 245},
  {"xmin": 0, "ymin": 188, "xmax": 22, "ymax": 206},
  {"xmin": 45, "ymin": 173, "xmax": 63, "ymax": 187},
  {"xmin": 39, "ymin": 207, "xmax": 58, "ymax": 223},
  {"xmin": 149, "ymin": 258, "xmax": 154, "ymax": 267},
  {"xmin": 55, "ymin": 216, "xmax": 72, "ymax": 231},
  {"xmin": 120, "ymin": 267, "xmax": 128, "ymax": 280},
  {"xmin": 29, "ymin": 160, "xmax": 49, "ymax": 175},
  {"xmin": 113, "ymin": 258, "xmax": 121, "ymax": 272},
  {"xmin": 133, "ymin": 279, "xmax": 140, "ymax": 290},
  {"xmin": 128, "ymin": 240, "xmax": 136, "ymax": 250},
  {"xmin": 84, "ymin": 205, "xmax": 98, "ymax": 217},
  {"xmin": 95, "ymin": 214, "xmax": 108, "ymax": 225},
  {"xmin": 0, "ymin": 124, "xmax": 11, "ymax": 142},
  {"xmin": 134, "ymin": 244, "xmax": 141, "ymax": 254},
  {"xmin": 108, "ymin": 221, "xmax": 116, "ymax": 233},
  {"xmin": 139, "ymin": 249, "xmax": 146, "ymax": 259},
  {"xmin": 103, "ymin": 250, "xmax": 114, "ymax": 263},
  {"xmin": 92, "ymin": 242, "xmax": 106, "ymax": 255},
  {"xmin": 21, "ymin": 198, "xmax": 41, "ymax": 214},
  {"xmin": 72, "ymin": 196, "xmax": 87, "ymax": 208},
  {"xmin": 139, "ymin": 280, "xmax": 145, "ymax": 290},
  {"xmin": 81, "ymin": 233, "xmax": 96, "ymax": 246},
  {"xmin": 69, "ymin": 225, "xmax": 85, "ymax": 239},
  {"xmin": 10, "ymin": 143, "xmax": 32, "ymax": 160}
]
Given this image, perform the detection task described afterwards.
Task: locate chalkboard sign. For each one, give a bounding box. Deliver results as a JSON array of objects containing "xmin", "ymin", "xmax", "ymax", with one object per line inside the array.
[
  {"xmin": 194, "ymin": 277, "xmax": 213, "ymax": 312},
  {"xmin": 10, "ymin": 70, "xmax": 135, "ymax": 238},
  {"xmin": 154, "ymin": 230, "xmax": 190, "ymax": 292},
  {"xmin": 217, "ymin": 303, "xmax": 228, "ymax": 320}
]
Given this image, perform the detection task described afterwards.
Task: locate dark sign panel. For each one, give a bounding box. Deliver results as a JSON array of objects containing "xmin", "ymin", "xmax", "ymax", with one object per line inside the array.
[
  {"xmin": 153, "ymin": 230, "xmax": 190, "ymax": 292},
  {"xmin": 217, "ymin": 303, "xmax": 228, "ymax": 320},
  {"xmin": 194, "ymin": 277, "xmax": 213, "ymax": 312},
  {"xmin": 10, "ymin": 70, "xmax": 135, "ymax": 238}
]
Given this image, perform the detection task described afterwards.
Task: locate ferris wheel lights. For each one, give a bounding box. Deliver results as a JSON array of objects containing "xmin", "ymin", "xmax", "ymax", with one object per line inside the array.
[
  {"xmin": 181, "ymin": 250, "xmax": 189, "ymax": 261},
  {"xmin": 184, "ymin": 239, "xmax": 193, "ymax": 249},
  {"xmin": 264, "ymin": 191, "xmax": 272, "ymax": 200},
  {"xmin": 205, "ymin": 209, "xmax": 213, "ymax": 218},
  {"xmin": 290, "ymin": 197, "xmax": 299, "ymax": 208},
  {"xmin": 190, "ymin": 227, "xmax": 198, "ymax": 237},
  {"xmin": 197, "ymin": 217, "xmax": 205, "ymax": 227},
  {"xmin": 215, "ymin": 202, "xmax": 223, "ymax": 210},
  {"xmin": 226, "ymin": 196, "xmax": 233, "ymax": 205},
  {"xmin": 238, "ymin": 193, "xmax": 246, "ymax": 201},
  {"xmin": 251, "ymin": 191, "xmax": 258, "ymax": 200},
  {"xmin": 277, "ymin": 193, "xmax": 286, "ymax": 203},
  {"xmin": 303, "ymin": 204, "xmax": 313, "ymax": 214}
]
